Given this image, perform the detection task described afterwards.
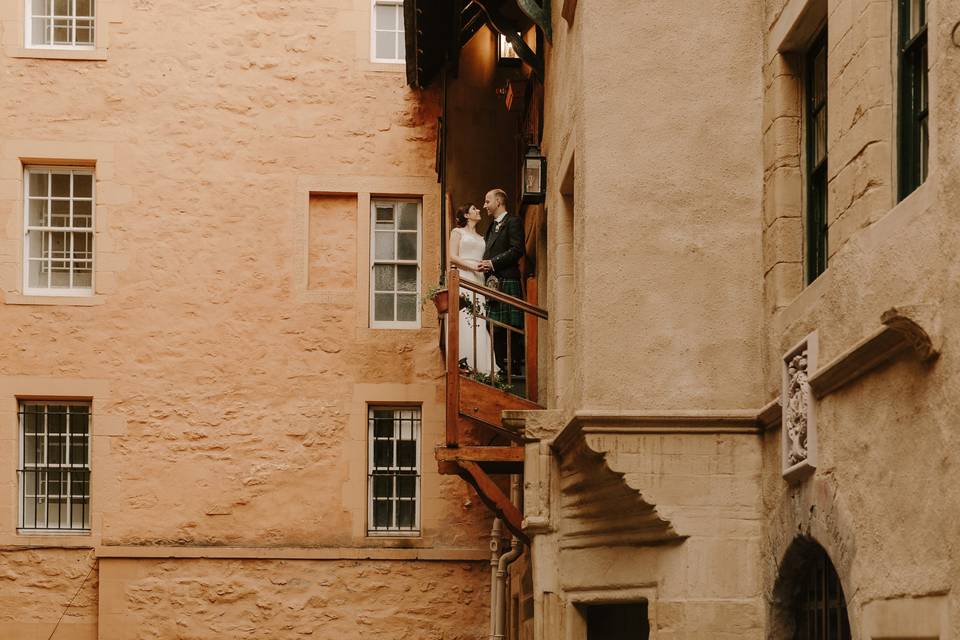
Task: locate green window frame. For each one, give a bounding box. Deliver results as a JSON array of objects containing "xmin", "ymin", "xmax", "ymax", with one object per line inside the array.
[
  {"xmin": 805, "ymin": 28, "xmax": 828, "ymax": 284},
  {"xmin": 897, "ymin": 0, "xmax": 928, "ymax": 201}
]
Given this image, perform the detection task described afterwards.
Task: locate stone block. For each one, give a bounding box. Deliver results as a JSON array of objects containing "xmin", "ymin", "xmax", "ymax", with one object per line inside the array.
[
  {"xmin": 764, "ymin": 216, "xmax": 803, "ymax": 269},
  {"xmin": 764, "ymin": 261, "xmax": 803, "ymax": 312},
  {"xmin": 763, "ymin": 165, "xmax": 802, "ymax": 228}
]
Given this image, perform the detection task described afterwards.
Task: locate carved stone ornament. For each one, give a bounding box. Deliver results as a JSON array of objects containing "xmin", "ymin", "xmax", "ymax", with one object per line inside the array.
[
  {"xmin": 785, "ymin": 352, "xmax": 809, "ymax": 466},
  {"xmin": 782, "ymin": 332, "xmax": 818, "ymax": 483}
]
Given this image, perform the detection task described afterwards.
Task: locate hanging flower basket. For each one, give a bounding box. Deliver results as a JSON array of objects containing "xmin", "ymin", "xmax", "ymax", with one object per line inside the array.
[{"xmin": 427, "ymin": 288, "xmax": 449, "ymax": 314}]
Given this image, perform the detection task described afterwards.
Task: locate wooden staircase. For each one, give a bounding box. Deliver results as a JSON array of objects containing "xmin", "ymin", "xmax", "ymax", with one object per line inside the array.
[{"xmin": 435, "ymin": 269, "xmax": 547, "ymax": 543}]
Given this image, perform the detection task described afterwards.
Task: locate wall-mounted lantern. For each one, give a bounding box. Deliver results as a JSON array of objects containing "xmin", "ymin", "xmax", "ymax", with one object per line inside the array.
[
  {"xmin": 497, "ymin": 32, "xmax": 522, "ymax": 66},
  {"xmin": 522, "ymin": 144, "xmax": 546, "ymax": 203}
]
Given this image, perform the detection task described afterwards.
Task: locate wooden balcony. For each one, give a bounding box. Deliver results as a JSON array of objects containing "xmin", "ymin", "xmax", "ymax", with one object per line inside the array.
[{"xmin": 435, "ymin": 268, "xmax": 547, "ymax": 543}]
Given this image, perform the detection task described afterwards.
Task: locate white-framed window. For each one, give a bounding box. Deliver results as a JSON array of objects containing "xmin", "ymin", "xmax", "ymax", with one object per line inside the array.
[
  {"xmin": 23, "ymin": 166, "xmax": 95, "ymax": 295},
  {"xmin": 26, "ymin": 0, "xmax": 96, "ymax": 49},
  {"xmin": 371, "ymin": 0, "xmax": 405, "ymax": 63},
  {"xmin": 370, "ymin": 198, "xmax": 420, "ymax": 328},
  {"xmin": 367, "ymin": 406, "xmax": 420, "ymax": 535},
  {"xmin": 18, "ymin": 401, "xmax": 91, "ymax": 532}
]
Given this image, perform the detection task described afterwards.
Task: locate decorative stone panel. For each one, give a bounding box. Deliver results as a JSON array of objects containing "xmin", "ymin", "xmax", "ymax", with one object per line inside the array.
[{"xmin": 782, "ymin": 331, "xmax": 817, "ymax": 482}]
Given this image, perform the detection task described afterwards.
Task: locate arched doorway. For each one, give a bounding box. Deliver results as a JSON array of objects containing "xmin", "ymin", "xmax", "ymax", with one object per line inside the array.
[{"xmin": 772, "ymin": 537, "xmax": 851, "ymax": 640}]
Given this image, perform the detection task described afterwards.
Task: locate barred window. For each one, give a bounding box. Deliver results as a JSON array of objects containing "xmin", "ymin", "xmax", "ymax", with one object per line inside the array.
[
  {"xmin": 27, "ymin": 0, "xmax": 96, "ymax": 48},
  {"xmin": 368, "ymin": 407, "xmax": 420, "ymax": 534},
  {"xmin": 371, "ymin": 0, "xmax": 404, "ymax": 63},
  {"xmin": 795, "ymin": 546, "xmax": 850, "ymax": 640},
  {"xmin": 24, "ymin": 167, "xmax": 95, "ymax": 294},
  {"xmin": 19, "ymin": 402, "xmax": 91, "ymax": 532},
  {"xmin": 371, "ymin": 199, "xmax": 420, "ymax": 328}
]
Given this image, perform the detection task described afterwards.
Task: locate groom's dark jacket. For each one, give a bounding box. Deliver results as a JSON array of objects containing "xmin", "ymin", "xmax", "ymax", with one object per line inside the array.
[{"xmin": 483, "ymin": 213, "xmax": 525, "ymax": 280}]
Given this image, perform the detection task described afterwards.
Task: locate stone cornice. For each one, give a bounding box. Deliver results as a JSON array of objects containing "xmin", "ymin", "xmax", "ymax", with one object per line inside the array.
[{"xmin": 808, "ymin": 305, "xmax": 941, "ymax": 398}]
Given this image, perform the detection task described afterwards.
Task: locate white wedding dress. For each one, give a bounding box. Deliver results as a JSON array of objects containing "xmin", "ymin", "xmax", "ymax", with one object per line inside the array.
[{"xmin": 452, "ymin": 228, "xmax": 497, "ymax": 376}]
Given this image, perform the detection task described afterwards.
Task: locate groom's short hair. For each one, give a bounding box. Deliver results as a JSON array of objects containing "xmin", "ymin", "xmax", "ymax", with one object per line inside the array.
[{"xmin": 490, "ymin": 189, "xmax": 508, "ymax": 208}]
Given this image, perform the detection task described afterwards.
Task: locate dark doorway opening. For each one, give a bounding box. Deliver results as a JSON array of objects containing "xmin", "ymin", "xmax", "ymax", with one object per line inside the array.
[{"xmin": 585, "ymin": 602, "xmax": 650, "ymax": 640}]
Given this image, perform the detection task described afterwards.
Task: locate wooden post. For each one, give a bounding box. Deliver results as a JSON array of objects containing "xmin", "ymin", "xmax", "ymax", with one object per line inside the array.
[
  {"xmin": 525, "ymin": 277, "xmax": 539, "ymax": 403},
  {"xmin": 445, "ymin": 268, "xmax": 460, "ymax": 447}
]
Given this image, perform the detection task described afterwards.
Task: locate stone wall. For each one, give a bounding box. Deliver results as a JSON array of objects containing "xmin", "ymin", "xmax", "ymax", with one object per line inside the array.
[
  {"xmin": 99, "ymin": 558, "xmax": 487, "ymax": 640},
  {"xmin": 0, "ymin": 0, "xmax": 492, "ymax": 636},
  {"xmin": 761, "ymin": 0, "xmax": 960, "ymax": 636}
]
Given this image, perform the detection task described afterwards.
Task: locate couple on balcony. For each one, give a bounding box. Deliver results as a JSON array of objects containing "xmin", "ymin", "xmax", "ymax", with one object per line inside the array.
[{"xmin": 449, "ymin": 188, "xmax": 525, "ymax": 383}]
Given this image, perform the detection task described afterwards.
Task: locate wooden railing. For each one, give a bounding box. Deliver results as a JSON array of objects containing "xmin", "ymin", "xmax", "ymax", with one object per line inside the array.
[{"xmin": 442, "ymin": 268, "xmax": 547, "ymax": 447}]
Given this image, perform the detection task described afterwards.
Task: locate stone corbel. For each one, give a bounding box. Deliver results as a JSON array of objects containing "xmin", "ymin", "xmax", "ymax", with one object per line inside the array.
[{"xmin": 807, "ymin": 305, "xmax": 941, "ymax": 398}]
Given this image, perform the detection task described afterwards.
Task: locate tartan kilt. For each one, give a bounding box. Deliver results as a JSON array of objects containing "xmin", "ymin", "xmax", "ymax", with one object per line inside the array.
[{"xmin": 487, "ymin": 278, "xmax": 525, "ymax": 329}]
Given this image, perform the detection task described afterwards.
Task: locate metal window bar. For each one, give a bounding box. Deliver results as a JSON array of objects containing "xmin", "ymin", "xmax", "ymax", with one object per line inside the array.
[
  {"xmin": 368, "ymin": 407, "xmax": 420, "ymax": 533},
  {"xmin": 19, "ymin": 403, "xmax": 91, "ymax": 531},
  {"xmin": 795, "ymin": 549, "xmax": 850, "ymax": 640}
]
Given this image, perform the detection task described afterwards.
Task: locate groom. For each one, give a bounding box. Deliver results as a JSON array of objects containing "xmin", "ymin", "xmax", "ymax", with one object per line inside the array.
[{"xmin": 478, "ymin": 188, "xmax": 525, "ymax": 375}]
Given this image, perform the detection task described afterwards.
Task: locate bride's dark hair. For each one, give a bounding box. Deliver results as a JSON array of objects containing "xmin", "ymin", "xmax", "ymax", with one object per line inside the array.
[{"xmin": 454, "ymin": 204, "xmax": 475, "ymax": 228}]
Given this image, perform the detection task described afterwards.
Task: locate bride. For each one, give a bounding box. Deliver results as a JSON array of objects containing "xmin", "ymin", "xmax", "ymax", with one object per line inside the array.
[{"xmin": 448, "ymin": 204, "xmax": 497, "ymax": 377}]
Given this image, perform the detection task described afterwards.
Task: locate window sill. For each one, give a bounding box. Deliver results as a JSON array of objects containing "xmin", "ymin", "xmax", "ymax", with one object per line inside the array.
[
  {"xmin": 4, "ymin": 293, "xmax": 105, "ymax": 306},
  {"xmin": 7, "ymin": 47, "xmax": 107, "ymax": 61},
  {"xmin": 362, "ymin": 60, "xmax": 406, "ymax": 73},
  {"xmin": 16, "ymin": 529, "xmax": 91, "ymax": 537}
]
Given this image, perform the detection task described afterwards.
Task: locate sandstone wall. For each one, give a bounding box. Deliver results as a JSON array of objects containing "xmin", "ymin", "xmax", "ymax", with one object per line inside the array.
[
  {"xmin": 0, "ymin": 0, "xmax": 491, "ymax": 636},
  {"xmin": 572, "ymin": 0, "xmax": 766, "ymax": 411},
  {"xmin": 760, "ymin": 0, "xmax": 960, "ymax": 636},
  {"xmin": 98, "ymin": 558, "xmax": 486, "ymax": 640}
]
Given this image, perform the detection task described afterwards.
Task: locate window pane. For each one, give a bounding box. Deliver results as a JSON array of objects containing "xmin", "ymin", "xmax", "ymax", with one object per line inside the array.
[
  {"xmin": 31, "ymin": 17, "xmax": 50, "ymax": 44},
  {"xmin": 372, "ymin": 410, "xmax": 394, "ymax": 437},
  {"xmin": 375, "ymin": 231, "xmax": 395, "ymax": 260},
  {"xmin": 375, "ymin": 3, "xmax": 397, "ymax": 30},
  {"xmin": 51, "ymin": 173, "xmax": 70, "ymax": 197},
  {"xmin": 372, "ymin": 474, "xmax": 392, "ymax": 498},
  {"xmin": 48, "ymin": 434, "xmax": 66, "ymax": 465},
  {"xmin": 75, "ymin": 21, "xmax": 93, "ymax": 44},
  {"xmin": 53, "ymin": 0, "xmax": 69, "ymax": 15},
  {"xmin": 73, "ymin": 174, "xmax": 92, "ymax": 197},
  {"xmin": 397, "ymin": 474, "xmax": 416, "ymax": 498},
  {"xmin": 397, "ymin": 501, "xmax": 415, "ymax": 528},
  {"xmin": 398, "ymin": 203, "xmax": 418, "ymax": 230},
  {"xmin": 373, "ymin": 500, "xmax": 392, "ymax": 528},
  {"xmin": 374, "ymin": 264, "xmax": 394, "ymax": 292},
  {"xmin": 374, "ymin": 293, "xmax": 394, "ymax": 321},
  {"xmin": 73, "ymin": 232, "xmax": 92, "ymax": 259},
  {"xmin": 32, "ymin": 0, "xmax": 49, "ymax": 16},
  {"xmin": 52, "ymin": 18, "xmax": 70, "ymax": 44},
  {"xmin": 396, "ymin": 440, "xmax": 416, "ymax": 468},
  {"xmin": 396, "ymin": 294, "xmax": 417, "ymax": 322},
  {"xmin": 51, "ymin": 199, "xmax": 70, "ymax": 227},
  {"xmin": 396, "ymin": 265, "xmax": 417, "ymax": 292},
  {"xmin": 73, "ymin": 200, "xmax": 92, "ymax": 228},
  {"xmin": 29, "ymin": 200, "xmax": 48, "ymax": 227},
  {"xmin": 397, "ymin": 232, "xmax": 417, "ymax": 260},
  {"xmin": 48, "ymin": 407, "xmax": 67, "ymax": 433},
  {"xmin": 29, "ymin": 172, "xmax": 48, "ymax": 197},
  {"xmin": 76, "ymin": 0, "xmax": 93, "ymax": 16},
  {"xmin": 373, "ymin": 440, "xmax": 393, "ymax": 468},
  {"xmin": 73, "ymin": 267, "xmax": 92, "ymax": 288},
  {"xmin": 375, "ymin": 30, "xmax": 397, "ymax": 60},
  {"xmin": 375, "ymin": 206, "xmax": 394, "ymax": 228},
  {"xmin": 24, "ymin": 434, "xmax": 39, "ymax": 465}
]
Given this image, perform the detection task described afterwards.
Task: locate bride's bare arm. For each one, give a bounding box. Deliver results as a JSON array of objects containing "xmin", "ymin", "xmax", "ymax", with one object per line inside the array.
[{"xmin": 448, "ymin": 229, "xmax": 479, "ymax": 271}]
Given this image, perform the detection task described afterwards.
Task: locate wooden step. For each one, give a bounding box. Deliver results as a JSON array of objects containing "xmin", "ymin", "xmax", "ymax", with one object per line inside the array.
[{"xmin": 458, "ymin": 375, "xmax": 541, "ymax": 430}]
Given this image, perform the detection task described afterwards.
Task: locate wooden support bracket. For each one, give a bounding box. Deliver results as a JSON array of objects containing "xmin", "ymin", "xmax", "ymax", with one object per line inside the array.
[{"xmin": 456, "ymin": 461, "xmax": 528, "ymax": 544}]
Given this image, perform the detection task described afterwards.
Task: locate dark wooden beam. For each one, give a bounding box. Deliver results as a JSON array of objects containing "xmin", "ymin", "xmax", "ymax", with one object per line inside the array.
[
  {"xmin": 470, "ymin": 0, "xmax": 544, "ymax": 79},
  {"xmin": 457, "ymin": 461, "xmax": 529, "ymax": 544}
]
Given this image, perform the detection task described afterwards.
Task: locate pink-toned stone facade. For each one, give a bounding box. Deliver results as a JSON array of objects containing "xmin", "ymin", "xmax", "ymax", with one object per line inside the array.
[{"xmin": 0, "ymin": 0, "xmax": 490, "ymax": 637}]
